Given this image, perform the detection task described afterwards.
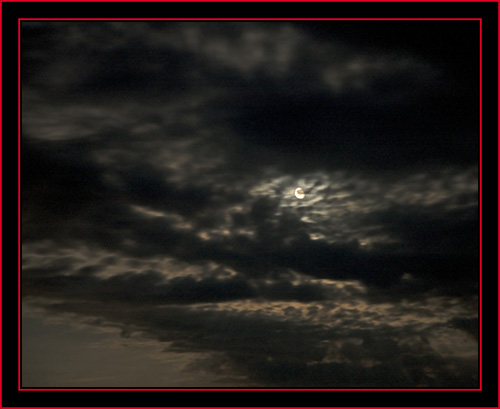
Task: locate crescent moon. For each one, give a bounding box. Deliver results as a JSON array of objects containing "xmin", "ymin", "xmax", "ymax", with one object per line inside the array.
[{"xmin": 294, "ymin": 187, "xmax": 305, "ymax": 199}]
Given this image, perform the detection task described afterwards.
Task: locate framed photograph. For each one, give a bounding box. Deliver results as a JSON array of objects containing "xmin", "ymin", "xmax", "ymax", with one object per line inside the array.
[{"xmin": 3, "ymin": 1, "xmax": 497, "ymax": 407}]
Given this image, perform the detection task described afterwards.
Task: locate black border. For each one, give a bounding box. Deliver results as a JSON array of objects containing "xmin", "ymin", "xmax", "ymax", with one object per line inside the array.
[{"xmin": 4, "ymin": 1, "xmax": 498, "ymax": 407}]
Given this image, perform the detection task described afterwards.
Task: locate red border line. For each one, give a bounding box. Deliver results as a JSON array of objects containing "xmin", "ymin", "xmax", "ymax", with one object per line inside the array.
[
  {"xmin": 17, "ymin": 14, "xmax": 22, "ymax": 394},
  {"xmin": 479, "ymin": 17, "xmax": 483, "ymax": 393},
  {"xmin": 18, "ymin": 17, "xmax": 482, "ymax": 21},
  {"xmin": 19, "ymin": 388, "xmax": 483, "ymax": 392},
  {"xmin": 4, "ymin": 0, "xmax": 499, "ymax": 2},
  {"xmin": 497, "ymin": 0, "xmax": 500, "ymax": 401},
  {"xmin": 17, "ymin": 17, "xmax": 484, "ymax": 393},
  {"xmin": 0, "ymin": 0, "xmax": 3, "ymax": 400}
]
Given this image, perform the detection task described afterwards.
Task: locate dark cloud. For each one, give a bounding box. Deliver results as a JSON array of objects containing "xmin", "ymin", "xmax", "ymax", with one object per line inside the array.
[
  {"xmin": 23, "ymin": 260, "xmax": 340, "ymax": 305},
  {"xmin": 449, "ymin": 317, "xmax": 479, "ymax": 341},
  {"xmin": 21, "ymin": 21, "xmax": 479, "ymax": 388},
  {"xmin": 217, "ymin": 85, "xmax": 477, "ymax": 174},
  {"xmin": 24, "ymin": 291, "xmax": 477, "ymax": 388},
  {"xmin": 23, "ymin": 269, "xmax": 256, "ymax": 305},
  {"xmin": 119, "ymin": 165, "xmax": 212, "ymax": 216}
]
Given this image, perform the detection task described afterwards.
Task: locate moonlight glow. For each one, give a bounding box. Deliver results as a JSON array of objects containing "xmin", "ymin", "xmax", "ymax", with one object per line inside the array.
[{"xmin": 295, "ymin": 187, "xmax": 305, "ymax": 199}]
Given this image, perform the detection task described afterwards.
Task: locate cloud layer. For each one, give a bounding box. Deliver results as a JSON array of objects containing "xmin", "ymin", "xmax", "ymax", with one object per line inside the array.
[{"xmin": 21, "ymin": 21, "xmax": 479, "ymax": 388}]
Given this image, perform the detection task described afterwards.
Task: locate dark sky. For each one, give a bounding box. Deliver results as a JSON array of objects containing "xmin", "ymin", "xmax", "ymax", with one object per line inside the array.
[{"xmin": 21, "ymin": 20, "xmax": 479, "ymax": 388}]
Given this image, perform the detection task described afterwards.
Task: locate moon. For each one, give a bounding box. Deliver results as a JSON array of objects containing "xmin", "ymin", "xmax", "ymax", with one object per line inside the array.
[{"xmin": 294, "ymin": 187, "xmax": 305, "ymax": 199}]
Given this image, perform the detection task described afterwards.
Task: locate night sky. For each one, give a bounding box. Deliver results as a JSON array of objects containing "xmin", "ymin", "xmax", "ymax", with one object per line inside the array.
[{"xmin": 21, "ymin": 20, "xmax": 479, "ymax": 388}]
